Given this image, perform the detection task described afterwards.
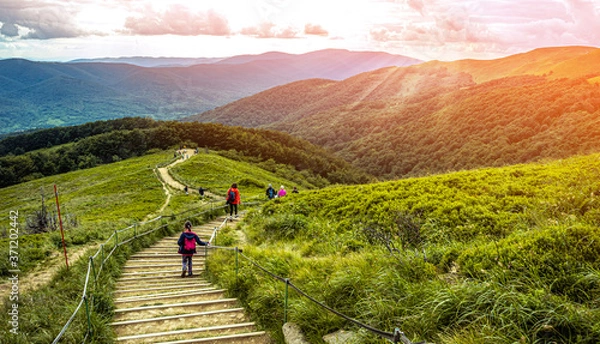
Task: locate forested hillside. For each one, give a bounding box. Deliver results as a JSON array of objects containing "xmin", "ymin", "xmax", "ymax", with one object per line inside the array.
[
  {"xmin": 0, "ymin": 49, "xmax": 420, "ymax": 134},
  {"xmin": 0, "ymin": 118, "xmax": 371, "ymax": 188},
  {"xmin": 189, "ymin": 46, "xmax": 600, "ymax": 179}
]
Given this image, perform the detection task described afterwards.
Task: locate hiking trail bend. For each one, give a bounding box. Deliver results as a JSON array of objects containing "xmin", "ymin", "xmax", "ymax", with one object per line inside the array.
[{"xmin": 156, "ymin": 150, "xmax": 221, "ymax": 200}]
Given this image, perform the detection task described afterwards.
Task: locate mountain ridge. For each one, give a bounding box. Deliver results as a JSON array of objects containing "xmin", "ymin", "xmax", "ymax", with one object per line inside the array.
[
  {"xmin": 0, "ymin": 49, "xmax": 421, "ymax": 134},
  {"xmin": 187, "ymin": 46, "xmax": 600, "ymax": 179}
]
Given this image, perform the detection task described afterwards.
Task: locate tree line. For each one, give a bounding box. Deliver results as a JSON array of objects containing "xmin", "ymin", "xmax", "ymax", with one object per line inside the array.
[{"xmin": 0, "ymin": 119, "xmax": 371, "ymax": 188}]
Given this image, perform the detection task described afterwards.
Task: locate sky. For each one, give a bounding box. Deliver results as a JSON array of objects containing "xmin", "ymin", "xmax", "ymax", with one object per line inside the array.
[{"xmin": 0, "ymin": 0, "xmax": 599, "ymax": 62}]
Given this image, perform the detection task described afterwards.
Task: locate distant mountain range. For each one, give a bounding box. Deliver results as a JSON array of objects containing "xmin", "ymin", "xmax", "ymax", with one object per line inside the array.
[
  {"xmin": 0, "ymin": 49, "xmax": 421, "ymax": 134},
  {"xmin": 186, "ymin": 46, "xmax": 600, "ymax": 178},
  {"xmin": 69, "ymin": 57, "xmax": 226, "ymax": 67}
]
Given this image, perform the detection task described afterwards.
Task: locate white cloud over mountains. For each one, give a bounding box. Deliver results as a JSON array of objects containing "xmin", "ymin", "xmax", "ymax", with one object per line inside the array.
[
  {"xmin": 0, "ymin": 0, "xmax": 89, "ymax": 39},
  {"xmin": 0, "ymin": 0, "xmax": 598, "ymax": 61},
  {"xmin": 123, "ymin": 5, "xmax": 231, "ymax": 36}
]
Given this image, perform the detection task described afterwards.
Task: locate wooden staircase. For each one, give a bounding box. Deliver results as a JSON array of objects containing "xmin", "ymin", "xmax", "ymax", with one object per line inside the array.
[{"xmin": 111, "ymin": 217, "xmax": 270, "ymax": 344}]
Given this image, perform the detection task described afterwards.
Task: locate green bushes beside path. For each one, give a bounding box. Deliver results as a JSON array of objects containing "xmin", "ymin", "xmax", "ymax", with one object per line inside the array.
[{"xmin": 207, "ymin": 153, "xmax": 600, "ymax": 343}]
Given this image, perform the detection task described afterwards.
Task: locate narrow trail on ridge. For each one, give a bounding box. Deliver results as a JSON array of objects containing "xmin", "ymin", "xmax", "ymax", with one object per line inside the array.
[
  {"xmin": 156, "ymin": 149, "xmax": 222, "ymax": 200},
  {"xmin": 145, "ymin": 149, "xmax": 221, "ymax": 222}
]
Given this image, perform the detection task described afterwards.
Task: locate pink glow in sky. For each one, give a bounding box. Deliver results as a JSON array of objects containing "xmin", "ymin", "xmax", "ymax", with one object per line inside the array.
[{"xmin": 0, "ymin": 0, "xmax": 599, "ymax": 61}]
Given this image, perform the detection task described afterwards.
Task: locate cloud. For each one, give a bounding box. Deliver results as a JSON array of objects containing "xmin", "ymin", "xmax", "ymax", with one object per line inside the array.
[
  {"xmin": 371, "ymin": 12, "xmax": 493, "ymax": 45},
  {"xmin": 240, "ymin": 22, "xmax": 299, "ymax": 38},
  {"xmin": 0, "ymin": 0, "xmax": 88, "ymax": 39},
  {"xmin": 407, "ymin": 0, "xmax": 426, "ymax": 15},
  {"xmin": 370, "ymin": 0, "xmax": 600, "ymax": 59},
  {"xmin": 0, "ymin": 22, "xmax": 18, "ymax": 37},
  {"xmin": 304, "ymin": 23, "xmax": 328, "ymax": 36},
  {"xmin": 123, "ymin": 5, "xmax": 231, "ymax": 36}
]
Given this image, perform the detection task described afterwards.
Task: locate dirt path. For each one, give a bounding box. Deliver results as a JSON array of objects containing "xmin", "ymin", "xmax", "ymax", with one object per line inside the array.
[
  {"xmin": 0, "ymin": 243, "xmax": 100, "ymax": 299},
  {"xmin": 157, "ymin": 154, "xmax": 187, "ymax": 192},
  {"xmin": 157, "ymin": 150, "xmax": 222, "ymax": 200}
]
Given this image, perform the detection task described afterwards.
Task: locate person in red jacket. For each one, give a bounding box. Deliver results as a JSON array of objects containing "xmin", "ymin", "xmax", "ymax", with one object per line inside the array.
[
  {"xmin": 178, "ymin": 221, "xmax": 208, "ymax": 277},
  {"xmin": 226, "ymin": 183, "xmax": 241, "ymax": 219}
]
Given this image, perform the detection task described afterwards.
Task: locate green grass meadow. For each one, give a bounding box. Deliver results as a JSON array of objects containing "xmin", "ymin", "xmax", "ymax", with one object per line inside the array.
[
  {"xmin": 0, "ymin": 149, "xmax": 304, "ymax": 343},
  {"xmin": 0, "ymin": 151, "xmax": 172, "ymax": 277},
  {"xmin": 3, "ymin": 147, "xmax": 600, "ymax": 343},
  {"xmin": 207, "ymin": 153, "xmax": 600, "ymax": 344},
  {"xmin": 170, "ymin": 151, "xmax": 315, "ymax": 200}
]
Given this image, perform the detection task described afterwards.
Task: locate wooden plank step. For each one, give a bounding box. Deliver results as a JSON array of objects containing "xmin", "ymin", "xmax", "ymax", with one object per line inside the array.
[
  {"xmin": 156, "ymin": 331, "xmax": 267, "ymax": 344},
  {"xmin": 116, "ymin": 322, "xmax": 256, "ymax": 341},
  {"xmin": 124, "ymin": 259, "xmax": 195, "ymax": 263},
  {"xmin": 130, "ymin": 254, "xmax": 205, "ymax": 258},
  {"xmin": 113, "ymin": 300, "xmax": 240, "ymax": 322},
  {"xmin": 115, "ymin": 288, "xmax": 217, "ymax": 301},
  {"xmin": 112, "ymin": 309, "xmax": 250, "ymax": 337},
  {"xmin": 114, "ymin": 299, "xmax": 238, "ymax": 314},
  {"xmin": 110, "ymin": 308, "xmax": 245, "ymax": 326},
  {"xmin": 118, "ymin": 274, "xmax": 205, "ymax": 282},
  {"xmin": 121, "ymin": 270, "xmax": 185, "ymax": 276},
  {"xmin": 116, "ymin": 278, "xmax": 209, "ymax": 288},
  {"xmin": 115, "ymin": 283, "xmax": 212, "ymax": 294},
  {"xmin": 123, "ymin": 264, "xmax": 188, "ymax": 269},
  {"xmin": 129, "ymin": 254, "xmax": 184, "ymax": 259},
  {"xmin": 115, "ymin": 289, "xmax": 225, "ymax": 305}
]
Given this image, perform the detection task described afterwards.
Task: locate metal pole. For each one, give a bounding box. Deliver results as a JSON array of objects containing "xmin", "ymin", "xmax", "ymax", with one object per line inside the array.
[
  {"xmin": 284, "ymin": 278, "xmax": 289, "ymax": 323},
  {"xmin": 90, "ymin": 257, "xmax": 97, "ymax": 288},
  {"xmin": 235, "ymin": 247, "xmax": 239, "ymax": 276},
  {"xmin": 100, "ymin": 244, "xmax": 104, "ymax": 266},
  {"xmin": 54, "ymin": 184, "xmax": 69, "ymax": 270},
  {"xmin": 84, "ymin": 296, "xmax": 93, "ymax": 337},
  {"xmin": 204, "ymin": 244, "xmax": 208, "ymax": 275}
]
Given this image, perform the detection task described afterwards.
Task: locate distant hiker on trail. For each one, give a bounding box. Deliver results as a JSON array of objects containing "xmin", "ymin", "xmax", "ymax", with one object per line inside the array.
[
  {"xmin": 266, "ymin": 184, "xmax": 276, "ymax": 200},
  {"xmin": 278, "ymin": 185, "xmax": 287, "ymax": 198},
  {"xmin": 226, "ymin": 183, "xmax": 241, "ymax": 219},
  {"xmin": 199, "ymin": 186, "xmax": 205, "ymax": 198},
  {"xmin": 184, "ymin": 185, "xmax": 188, "ymax": 195},
  {"xmin": 178, "ymin": 221, "xmax": 208, "ymax": 278},
  {"xmin": 292, "ymin": 186, "xmax": 299, "ymax": 194}
]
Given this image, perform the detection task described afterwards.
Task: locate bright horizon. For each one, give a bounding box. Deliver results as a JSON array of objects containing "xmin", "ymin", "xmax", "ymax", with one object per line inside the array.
[{"xmin": 1, "ymin": 0, "xmax": 599, "ymax": 62}]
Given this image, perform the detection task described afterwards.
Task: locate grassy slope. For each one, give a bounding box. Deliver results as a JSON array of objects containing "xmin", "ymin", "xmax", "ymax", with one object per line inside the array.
[
  {"xmin": 0, "ymin": 150, "xmax": 303, "ymax": 343},
  {"xmin": 170, "ymin": 152, "xmax": 316, "ymax": 200},
  {"xmin": 0, "ymin": 149, "xmax": 304, "ymax": 277},
  {"xmin": 0, "ymin": 151, "xmax": 169, "ymax": 277},
  {"xmin": 422, "ymin": 46, "xmax": 599, "ymax": 83},
  {"xmin": 208, "ymin": 153, "xmax": 600, "ymax": 343}
]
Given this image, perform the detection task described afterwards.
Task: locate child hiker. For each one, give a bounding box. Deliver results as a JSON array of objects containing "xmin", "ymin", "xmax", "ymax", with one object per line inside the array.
[{"xmin": 178, "ymin": 221, "xmax": 209, "ymax": 277}]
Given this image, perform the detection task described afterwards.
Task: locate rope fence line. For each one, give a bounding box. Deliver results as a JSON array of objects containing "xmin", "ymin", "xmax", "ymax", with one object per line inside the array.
[
  {"xmin": 49, "ymin": 192, "xmax": 423, "ymax": 343},
  {"xmin": 206, "ymin": 228, "xmax": 426, "ymax": 344},
  {"xmin": 51, "ymin": 200, "xmax": 233, "ymax": 343}
]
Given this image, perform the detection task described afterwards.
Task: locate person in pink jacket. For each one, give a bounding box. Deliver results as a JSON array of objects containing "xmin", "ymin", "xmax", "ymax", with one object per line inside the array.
[
  {"xmin": 178, "ymin": 221, "xmax": 208, "ymax": 277},
  {"xmin": 278, "ymin": 185, "xmax": 287, "ymax": 198}
]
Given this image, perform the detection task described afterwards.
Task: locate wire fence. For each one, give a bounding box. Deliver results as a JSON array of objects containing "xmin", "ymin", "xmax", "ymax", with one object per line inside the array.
[
  {"xmin": 51, "ymin": 195, "xmax": 425, "ymax": 344},
  {"xmin": 51, "ymin": 201, "xmax": 232, "ymax": 344},
  {"xmin": 205, "ymin": 216, "xmax": 427, "ymax": 344}
]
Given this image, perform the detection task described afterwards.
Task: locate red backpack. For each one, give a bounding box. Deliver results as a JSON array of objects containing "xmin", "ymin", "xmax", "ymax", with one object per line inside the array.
[{"xmin": 183, "ymin": 236, "xmax": 196, "ymax": 251}]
